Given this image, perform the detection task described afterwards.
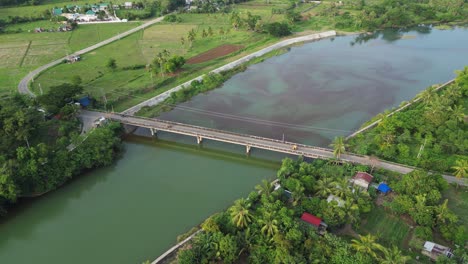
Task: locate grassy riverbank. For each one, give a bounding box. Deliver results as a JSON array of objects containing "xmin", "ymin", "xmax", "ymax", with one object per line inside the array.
[{"xmin": 135, "ymin": 47, "xmax": 290, "ymax": 117}]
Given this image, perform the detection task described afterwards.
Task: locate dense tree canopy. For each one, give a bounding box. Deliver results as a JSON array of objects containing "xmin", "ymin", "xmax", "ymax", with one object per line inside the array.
[
  {"xmin": 348, "ymin": 67, "xmax": 468, "ymax": 173},
  {"xmin": 0, "ymin": 90, "xmax": 122, "ymax": 217}
]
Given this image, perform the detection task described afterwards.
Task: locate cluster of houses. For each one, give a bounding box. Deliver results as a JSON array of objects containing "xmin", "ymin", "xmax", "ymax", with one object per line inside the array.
[
  {"xmin": 34, "ymin": 23, "xmax": 74, "ymax": 33},
  {"xmin": 52, "ymin": 2, "xmax": 136, "ymax": 23}
]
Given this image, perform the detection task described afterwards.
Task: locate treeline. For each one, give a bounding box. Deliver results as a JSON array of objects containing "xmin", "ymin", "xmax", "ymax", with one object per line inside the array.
[
  {"xmin": 348, "ymin": 67, "xmax": 468, "ymax": 174},
  {"xmin": 0, "ymin": 84, "xmax": 123, "ymax": 216},
  {"xmin": 0, "ymin": 0, "xmax": 41, "ymax": 7},
  {"xmin": 356, "ymin": 0, "xmax": 466, "ymax": 30}
]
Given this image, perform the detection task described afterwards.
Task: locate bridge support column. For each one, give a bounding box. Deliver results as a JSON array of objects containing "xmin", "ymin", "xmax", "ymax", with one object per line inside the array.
[
  {"xmin": 196, "ymin": 135, "xmax": 203, "ymax": 144},
  {"xmin": 150, "ymin": 128, "xmax": 157, "ymax": 136},
  {"xmin": 123, "ymin": 124, "xmax": 138, "ymax": 134},
  {"xmin": 246, "ymin": 145, "xmax": 251, "ymax": 154}
]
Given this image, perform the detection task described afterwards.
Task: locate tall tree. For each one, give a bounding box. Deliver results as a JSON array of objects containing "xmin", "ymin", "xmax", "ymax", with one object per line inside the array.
[
  {"xmin": 380, "ymin": 245, "xmax": 410, "ymax": 264},
  {"xmin": 259, "ymin": 212, "xmax": 278, "ymax": 237},
  {"xmin": 330, "ymin": 136, "xmax": 347, "ymax": 159},
  {"xmin": 255, "ymin": 179, "xmax": 274, "ymax": 198},
  {"xmin": 351, "ymin": 234, "xmax": 385, "ymax": 259},
  {"xmin": 452, "ymin": 159, "xmax": 467, "ymax": 184},
  {"xmin": 229, "ymin": 198, "xmax": 253, "ymax": 229}
]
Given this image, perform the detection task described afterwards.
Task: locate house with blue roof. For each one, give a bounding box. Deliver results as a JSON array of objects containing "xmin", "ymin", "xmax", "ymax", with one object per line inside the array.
[{"xmin": 52, "ymin": 8, "xmax": 63, "ymax": 16}]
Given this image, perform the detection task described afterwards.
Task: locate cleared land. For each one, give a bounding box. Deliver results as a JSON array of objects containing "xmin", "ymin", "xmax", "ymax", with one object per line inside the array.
[
  {"xmin": 187, "ymin": 44, "xmax": 244, "ymax": 64},
  {"xmin": 359, "ymin": 206, "xmax": 411, "ymax": 248},
  {"xmin": 0, "ymin": 22, "xmax": 140, "ymax": 94}
]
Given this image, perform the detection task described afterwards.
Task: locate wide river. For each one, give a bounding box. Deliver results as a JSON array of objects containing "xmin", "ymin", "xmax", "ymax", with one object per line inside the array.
[{"xmin": 1, "ymin": 26, "xmax": 467, "ymax": 264}]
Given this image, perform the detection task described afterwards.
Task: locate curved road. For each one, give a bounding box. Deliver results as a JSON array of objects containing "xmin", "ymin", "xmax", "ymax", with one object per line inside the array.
[{"xmin": 18, "ymin": 16, "xmax": 165, "ymax": 96}]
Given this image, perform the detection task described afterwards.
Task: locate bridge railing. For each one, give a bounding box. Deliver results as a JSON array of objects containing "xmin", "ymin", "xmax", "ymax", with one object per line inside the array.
[{"xmin": 115, "ymin": 113, "xmax": 340, "ymax": 152}]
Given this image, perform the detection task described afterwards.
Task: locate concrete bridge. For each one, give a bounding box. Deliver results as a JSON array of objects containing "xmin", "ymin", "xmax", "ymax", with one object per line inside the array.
[{"xmin": 81, "ymin": 110, "xmax": 466, "ymax": 186}]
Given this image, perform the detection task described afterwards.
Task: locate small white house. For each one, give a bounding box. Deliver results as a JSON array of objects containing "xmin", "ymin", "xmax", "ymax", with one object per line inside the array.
[
  {"xmin": 422, "ymin": 241, "xmax": 454, "ymax": 260},
  {"xmin": 124, "ymin": 2, "xmax": 133, "ymax": 9}
]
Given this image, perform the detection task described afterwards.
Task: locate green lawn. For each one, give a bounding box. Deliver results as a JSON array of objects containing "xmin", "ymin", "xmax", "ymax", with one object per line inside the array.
[{"xmin": 359, "ymin": 206, "xmax": 411, "ymax": 248}]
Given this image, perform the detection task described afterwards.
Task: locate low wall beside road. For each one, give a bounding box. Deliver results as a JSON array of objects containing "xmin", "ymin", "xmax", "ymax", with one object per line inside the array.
[{"xmin": 122, "ymin": 30, "xmax": 337, "ymax": 115}]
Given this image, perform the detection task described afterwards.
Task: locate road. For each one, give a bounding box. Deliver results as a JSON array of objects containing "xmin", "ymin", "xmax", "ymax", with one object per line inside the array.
[
  {"xmin": 81, "ymin": 110, "xmax": 466, "ymax": 186},
  {"xmin": 18, "ymin": 16, "xmax": 165, "ymax": 96}
]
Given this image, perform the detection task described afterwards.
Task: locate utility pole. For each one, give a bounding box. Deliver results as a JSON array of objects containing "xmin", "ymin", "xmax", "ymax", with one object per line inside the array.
[
  {"xmin": 39, "ymin": 83, "xmax": 43, "ymax": 95},
  {"xmin": 417, "ymin": 138, "xmax": 427, "ymax": 159},
  {"xmin": 282, "ymin": 133, "xmax": 285, "ymax": 143}
]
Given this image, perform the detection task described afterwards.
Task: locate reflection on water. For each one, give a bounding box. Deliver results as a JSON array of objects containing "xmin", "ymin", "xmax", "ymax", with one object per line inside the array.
[{"xmin": 160, "ymin": 26, "xmax": 468, "ymax": 147}]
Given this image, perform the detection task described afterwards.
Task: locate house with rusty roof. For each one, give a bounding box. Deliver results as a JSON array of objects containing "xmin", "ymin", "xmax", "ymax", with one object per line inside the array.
[{"xmin": 350, "ymin": 172, "xmax": 373, "ymax": 190}]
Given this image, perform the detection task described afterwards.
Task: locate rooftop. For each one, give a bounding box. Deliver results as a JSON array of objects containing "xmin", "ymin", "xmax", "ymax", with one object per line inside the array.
[{"xmin": 353, "ymin": 172, "xmax": 374, "ymax": 183}]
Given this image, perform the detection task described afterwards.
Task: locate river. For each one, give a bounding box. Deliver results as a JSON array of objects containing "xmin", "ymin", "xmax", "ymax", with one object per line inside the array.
[{"xmin": 0, "ymin": 26, "xmax": 467, "ymax": 264}]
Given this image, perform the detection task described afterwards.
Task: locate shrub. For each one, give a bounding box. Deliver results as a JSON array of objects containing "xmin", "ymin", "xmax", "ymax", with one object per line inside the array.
[{"xmin": 265, "ymin": 22, "xmax": 291, "ymax": 37}]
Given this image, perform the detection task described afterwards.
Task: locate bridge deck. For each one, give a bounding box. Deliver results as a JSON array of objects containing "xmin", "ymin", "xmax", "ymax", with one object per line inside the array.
[{"xmin": 80, "ymin": 111, "xmax": 465, "ymax": 186}]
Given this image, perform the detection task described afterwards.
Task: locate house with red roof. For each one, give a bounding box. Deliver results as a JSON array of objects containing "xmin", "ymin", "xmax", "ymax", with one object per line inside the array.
[
  {"xmin": 300, "ymin": 212, "xmax": 327, "ymax": 234},
  {"xmin": 350, "ymin": 172, "xmax": 373, "ymax": 190}
]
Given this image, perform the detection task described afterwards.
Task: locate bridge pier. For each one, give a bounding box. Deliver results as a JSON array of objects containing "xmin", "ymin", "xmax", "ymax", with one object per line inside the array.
[
  {"xmin": 246, "ymin": 145, "xmax": 251, "ymax": 154},
  {"xmin": 150, "ymin": 128, "xmax": 157, "ymax": 137},
  {"xmin": 123, "ymin": 124, "xmax": 138, "ymax": 134},
  {"xmin": 196, "ymin": 135, "xmax": 203, "ymax": 144}
]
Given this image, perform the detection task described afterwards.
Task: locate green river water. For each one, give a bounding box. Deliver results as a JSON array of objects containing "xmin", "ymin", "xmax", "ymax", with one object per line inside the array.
[{"xmin": 0, "ymin": 26, "xmax": 467, "ymax": 264}]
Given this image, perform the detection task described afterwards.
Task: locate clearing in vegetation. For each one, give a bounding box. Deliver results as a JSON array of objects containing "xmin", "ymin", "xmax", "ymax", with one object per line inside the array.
[{"xmin": 186, "ymin": 44, "xmax": 244, "ymax": 64}]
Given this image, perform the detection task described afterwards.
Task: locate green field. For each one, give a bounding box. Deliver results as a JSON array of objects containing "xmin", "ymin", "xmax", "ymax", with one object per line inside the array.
[
  {"xmin": 359, "ymin": 206, "xmax": 411, "ymax": 248},
  {"xmin": 30, "ymin": 6, "xmax": 293, "ymax": 111},
  {"xmin": 0, "ymin": 22, "xmax": 140, "ymax": 94}
]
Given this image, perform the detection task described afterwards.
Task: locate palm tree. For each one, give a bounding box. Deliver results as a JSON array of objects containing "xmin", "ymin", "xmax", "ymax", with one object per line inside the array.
[
  {"xmin": 187, "ymin": 29, "xmax": 196, "ymax": 48},
  {"xmin": 419, "ymin": 85, "xmax": 437, "ymax": 105},
  {"xmin": 449, "ymin": 105, "xmax": 466, "ymax": 123},
  {"xmin": 380, "ymin": 245, "xmax": 411, "ymax": 264},
  {"xmin": 329, "ymin": 136, "xmax": 347, "ymax": 159},
  {"xmin": 315, "ymin": 177, "xmax": 335, "ymax": 198},
  {"xmin": 255, "ymin": 179, "xmax": 274, "ymax": 198},
  {"xmin": 452, "ymin": 159, "xmax": 468, "ymax": 184},
  {"xmin": 230, "ymin": 198, "xmax": 253, "ymax": 229},
  {"xmin": 332, "ymin": 177, "xmax": 350, "ymax": 199},
  {"xmin": 351, "ymin": 234, "xmax": 385, "ymax": 259},
  {"xmin": 435, "ymin": 199, "xmax": 450, "ymax": 225},
  {"xmin": 259, "ymin": 212, "xmax": 278, "ymax": 237},
  {"xmin": 180, "ymin": 36, "xmax": 185, "ymax": 47}
]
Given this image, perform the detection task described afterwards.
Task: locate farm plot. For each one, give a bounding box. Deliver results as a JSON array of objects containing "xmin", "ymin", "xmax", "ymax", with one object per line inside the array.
[{"xmin": 0, "ymin": 44, "xmax": 28, "ymax": 68}]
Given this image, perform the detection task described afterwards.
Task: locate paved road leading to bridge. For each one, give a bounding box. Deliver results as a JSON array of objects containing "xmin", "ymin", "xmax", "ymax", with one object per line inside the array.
[
  {"xmin": 81, "ymin": 110, "xmax": 466, "ymax": 186},
  {"xmin": 18, "ymin": 16, "xmax": 165, "ymax": 96}
]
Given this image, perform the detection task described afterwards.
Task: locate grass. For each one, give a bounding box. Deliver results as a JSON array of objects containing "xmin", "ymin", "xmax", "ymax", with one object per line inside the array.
[
  {"xmin": 0, "ymin": 22, "xmax": 141, "ymax": 94},
  {"xmin": 443, "ymin": 185, "xmax": 468, "ymax": 230},
  {"xmin": 359, "ymin": 206, "xmax": 411, "ymax": 248},
  {"xmin": 30, "ymin": 8, "xmax": 290, "ymax": 111}
]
